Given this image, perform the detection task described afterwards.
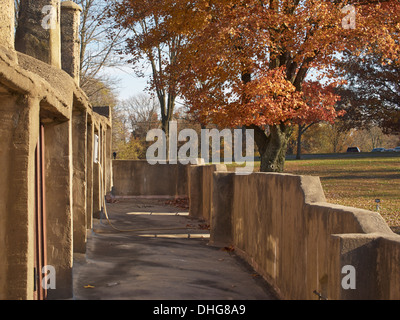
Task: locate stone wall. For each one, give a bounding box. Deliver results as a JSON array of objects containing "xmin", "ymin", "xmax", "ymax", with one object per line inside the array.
[{"xmin": 199, "ymin": 171, "xmax": 400, "ymax": 300}]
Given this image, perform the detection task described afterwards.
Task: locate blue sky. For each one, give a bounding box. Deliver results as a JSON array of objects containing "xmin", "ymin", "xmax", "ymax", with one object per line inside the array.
[
  {"xmin": 104, "ymin": 65, "xmax": 186, "ymax": 111},
  {"xmin": 104, "ymin": 66, "xmax": 149, "ymax": 101}
]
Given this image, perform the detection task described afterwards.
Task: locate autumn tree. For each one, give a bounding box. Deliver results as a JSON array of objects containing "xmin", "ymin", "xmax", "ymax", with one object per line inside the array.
[
  {"xmin": 126, "ymin": 0, "xmax": 398, "ymax": 172},
  {"xmin": 294, "ymin": 81, "xmax": 342, "ymax": 159},
  {"xmin": 108, "ymin": 0, "xmax": 185, "ymax": 158},
  {"xmin": 297, "ymin": 123, "xmax": 332, "ymax": 154}
]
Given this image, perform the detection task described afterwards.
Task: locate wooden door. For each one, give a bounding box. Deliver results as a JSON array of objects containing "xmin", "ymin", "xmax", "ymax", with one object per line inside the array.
[{"xmin": 34, "ymin": 124, "xmax": 47, "ymax": 300}]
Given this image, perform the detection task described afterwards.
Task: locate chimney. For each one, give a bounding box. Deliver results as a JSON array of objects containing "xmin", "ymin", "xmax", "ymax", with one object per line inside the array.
[
  {"xmin": 0, "ymin": 0, "xmax": 15, "ymax": 49},
  {"xmin": 61, "ymin": 1, "xmax": 82, "ymax": 85},
  {"xmin": 15, "ymin": 0, "xmax": 61, "ymax": 68}
]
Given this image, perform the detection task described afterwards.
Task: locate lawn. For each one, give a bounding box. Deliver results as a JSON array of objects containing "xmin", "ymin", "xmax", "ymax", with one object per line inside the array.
[{"xmin": 228, "ymin": 157, "xmax": 400, "ymax": 234}]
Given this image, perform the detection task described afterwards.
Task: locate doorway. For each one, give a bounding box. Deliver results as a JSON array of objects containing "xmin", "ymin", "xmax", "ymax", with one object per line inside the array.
[{"xmin": 34, "ymin": 124, "xmax": 47, "ymax": 300}]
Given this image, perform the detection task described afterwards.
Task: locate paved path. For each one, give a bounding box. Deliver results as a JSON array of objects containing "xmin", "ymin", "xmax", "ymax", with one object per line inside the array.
[{"xmin": 72, "ymin": 198, "xmax": 278, "ymax": 300}]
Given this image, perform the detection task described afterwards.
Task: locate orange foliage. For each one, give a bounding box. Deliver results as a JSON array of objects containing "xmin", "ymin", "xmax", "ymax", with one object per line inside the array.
[{"xmin": 110, "ymin": 0, "xmax": 400, "ymax": 132}]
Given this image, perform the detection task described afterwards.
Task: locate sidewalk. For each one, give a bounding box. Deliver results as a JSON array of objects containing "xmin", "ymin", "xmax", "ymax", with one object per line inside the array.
[{"xmin": 72, "ymin": 198, "xmax": 279, "ymax": 300}]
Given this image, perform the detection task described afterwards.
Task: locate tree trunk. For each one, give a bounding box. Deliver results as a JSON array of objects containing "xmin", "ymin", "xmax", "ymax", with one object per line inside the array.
[
  {"xmin": 296, "ymin": 124, "xmax": 304, "ymax": 160},
  {"xmin": 296, "ymin": 123, "xmax": 315, "ymax": 160},
  {"xmin": 160, "ymin": 92, "xmax": 175, "ymax": 161},
  {"xmin": 250, "ymin": 124, "xmax": 292, "ymax": 172},
  {"xmin": 161, "ymin": 117, "xmax": 169, "ymax": 159}
]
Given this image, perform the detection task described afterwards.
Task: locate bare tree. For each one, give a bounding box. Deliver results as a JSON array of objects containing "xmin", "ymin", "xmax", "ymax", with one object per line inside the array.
[
  {"xmin": 119, "ymin": 93, "xmax": 159, "ymax": 139},
  {"xmin": 325, "ymin": 121, "xmax": 351, "ymax": 153},
  {"xmin": 109, "ymin": 1, "xmax": 186, "ymax": 158},
  {"xmin": 71, "ymin": 0, "xmax": 126, "ymax": 100}
]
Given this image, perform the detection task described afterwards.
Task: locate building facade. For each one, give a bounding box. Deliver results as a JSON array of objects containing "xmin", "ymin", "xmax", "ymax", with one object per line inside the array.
[{"xmin": 0, "ymin": 0, "xmax": 112, "ymax": 300}]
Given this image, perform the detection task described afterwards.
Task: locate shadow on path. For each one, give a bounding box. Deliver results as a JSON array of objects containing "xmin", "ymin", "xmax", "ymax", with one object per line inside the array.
[{"xmin": 72, "ymin": 198, "xmax": 279, "ymax": 300}]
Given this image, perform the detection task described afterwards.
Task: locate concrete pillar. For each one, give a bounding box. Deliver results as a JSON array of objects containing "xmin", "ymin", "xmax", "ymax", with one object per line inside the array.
[
  {"xmin": 188, "ymin": 165, "xmax": 203, "ymax": 219},
  {"xmin": 0, "ymin": 94, "xmax": 40, "ymax": 300},
  {"xmin": 189, "ymin": 164, "xmax": 227, "ymax": 221},
  {"xmin": 209, "ymin": 172, "xmax": 235, "ymax": 247},
  {"xmin": 329, "ymin": 234, "xmax": 380, "ymax": 300},
  {"xmin": 0, "ymin": 0, "xmax": 15, "ymax": 49},
  {"xmin": 92, "ymin": 125, "xmax": 101, "ymax": 219},
  {"xmin": 43, "ymin": 119, "xmax": 73, "ymax": 299},
  {"xmin": 98, "ymin": 125, "xmax": 107, "ymax": 216},
  {"xmin": 105, "ymin": 125, "xmax": 112, "ymax": 193},
  {"xmin": 61, "ymin": 1, "xmax": 82, "ymax": 85},
  {"xmin": 93, "ymin": 107, "xmax": 112, "ymax": 195},
  {"xmin": 72, "ymin": 108, "xmax": 87, "ymax": 254},
  {"xmin": 15, "ymin": 0, "xmax": 61, "ymax": 68},
  {"xmin": 101, "ymin": 126, "xmax": 106, "ymax": 197},
  {"xmin": 86, "ymin": 119, "xmax": 94, "ymax": 229}
]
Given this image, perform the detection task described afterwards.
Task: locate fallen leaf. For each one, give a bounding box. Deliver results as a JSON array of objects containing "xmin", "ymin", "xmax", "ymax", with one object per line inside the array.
[
  {"xmin": 221, "ymin": 245, "xmax": 235, "ymax": 252},
  {"xmin": 165, "ymin": 197, "xmax": 189, "ymax": 209},
  {"xmin": 198, "ymin": 224, "xmax": 210, "ymax": 230}
]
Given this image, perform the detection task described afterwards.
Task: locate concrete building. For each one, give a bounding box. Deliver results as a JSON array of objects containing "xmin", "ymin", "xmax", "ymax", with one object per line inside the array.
[
  {"xmin": 2, "ymin": 0, "xmax": 399, "ymax": 301},
  {"xmin": 0, "ymin": 0, "xmax": 112, "ymax": 300}
]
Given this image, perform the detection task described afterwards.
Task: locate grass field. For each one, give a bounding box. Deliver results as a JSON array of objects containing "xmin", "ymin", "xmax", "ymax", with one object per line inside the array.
[{"xmin": 229, "ymin": 157, "xmax": 400, "ymax": 234}]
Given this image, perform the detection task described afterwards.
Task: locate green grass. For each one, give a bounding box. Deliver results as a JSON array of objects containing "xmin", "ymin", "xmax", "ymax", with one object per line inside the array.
[{"xmin": 228, "ymin": 157, "xmax": 400, "ymax": 234}]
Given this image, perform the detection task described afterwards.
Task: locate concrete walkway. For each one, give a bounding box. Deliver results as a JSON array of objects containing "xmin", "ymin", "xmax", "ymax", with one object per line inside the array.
[{"xmin": 72, "ymin": 198, "xmax": 279, "ymax": 300}]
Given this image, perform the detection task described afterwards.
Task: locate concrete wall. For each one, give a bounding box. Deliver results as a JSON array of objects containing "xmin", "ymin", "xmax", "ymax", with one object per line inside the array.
[
  {"xmin": 188, "ymin": 164, "xmax": 227, "ymax": 221},
  {"xmin": 112, "ymin": 160, "xmax": 189, "ymax": 198},
  {"xmin": 44, "ymin": 119, "xmax": 73, "ymax": 300},
  {"xmin": 72, "ymin": 109, "xmax": 88, "ymax": 254},
  {"xmin": 204, "ymin": 171, "xmax": 400, "ymax": 300},
  {"xmin": 0, "ymin": 0, "xmax": 112, "ymax": 300},
  {"xmin": 0, "ymin": 95, "xmax": 39, "ymax": 300},
  {"xmin": 86, "ymin": 119, "xmax": 94, "ymax": 229}
]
